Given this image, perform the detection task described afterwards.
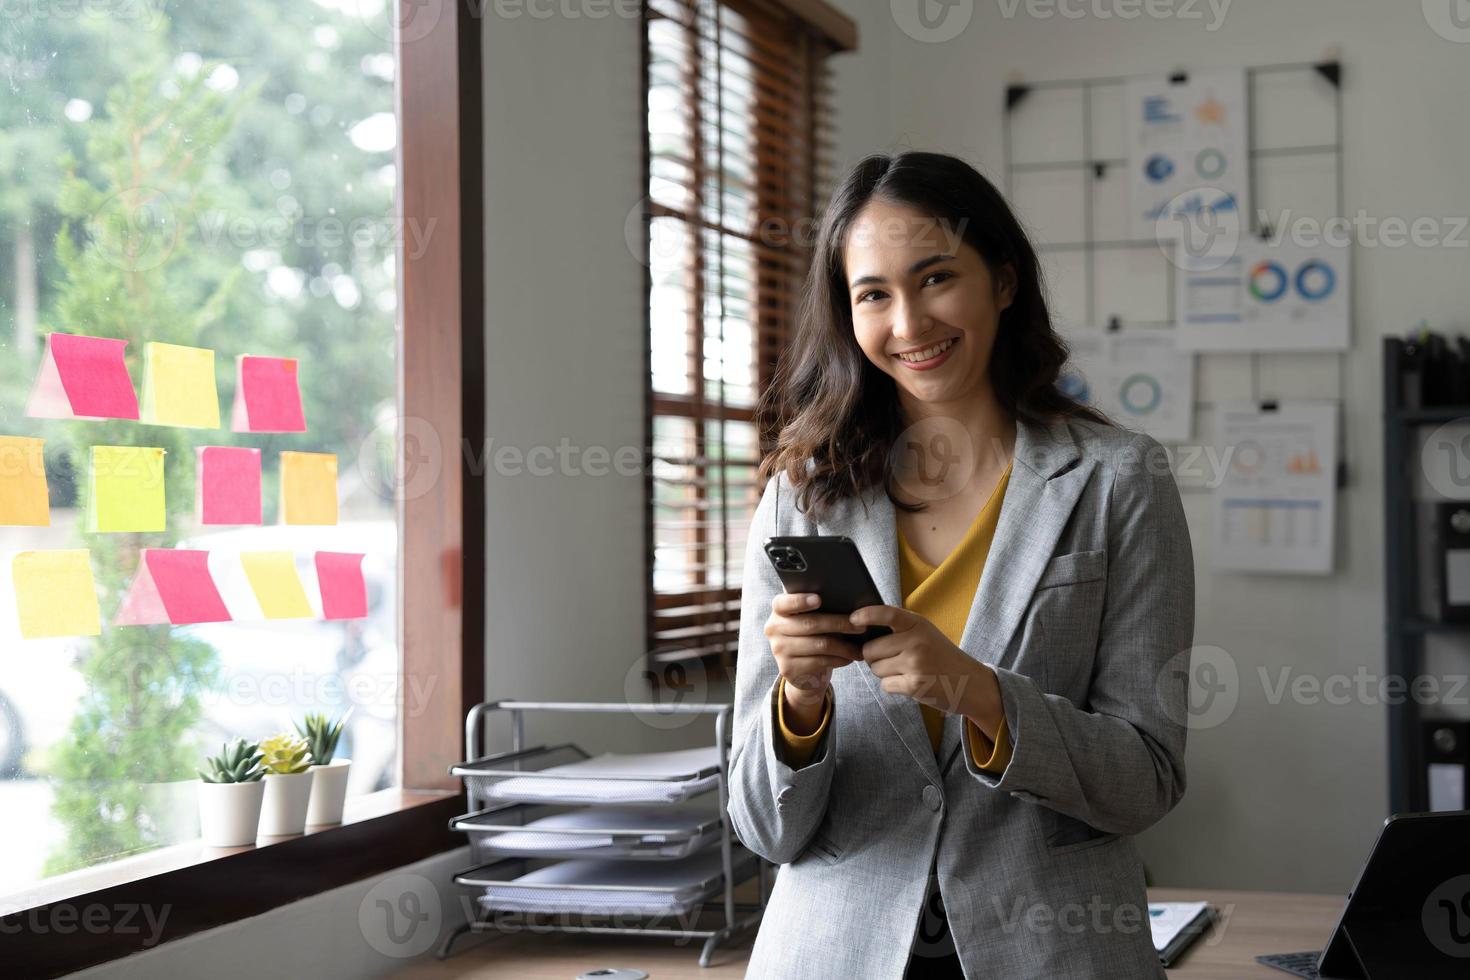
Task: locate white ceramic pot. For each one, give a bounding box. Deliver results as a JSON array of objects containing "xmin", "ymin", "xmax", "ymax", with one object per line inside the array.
[
  {"xmin": 305, "ymin": 758, "xmax": 352, "ymax": 826},
  {"xmin": 259, "ymin": 770, "xmax": 315, "ymax": 837},
  {"xmin": 198, "ymin": 780, "xmax": 265, "ymax": 848}
]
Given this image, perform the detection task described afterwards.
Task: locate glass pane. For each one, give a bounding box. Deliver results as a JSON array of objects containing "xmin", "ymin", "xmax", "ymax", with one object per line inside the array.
[
  {"xmin": 0, "ymin": 3, "xmax": 399, "ymax": 892},
  {"xmin": 649, "ymin": 218, "xmax": 693, "ymax": 397}
]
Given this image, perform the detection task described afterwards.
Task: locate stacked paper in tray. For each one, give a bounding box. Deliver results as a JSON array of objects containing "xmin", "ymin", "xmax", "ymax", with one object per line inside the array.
[
  {"xmin": 487, "ymin": 745, "xmax": 722, "ymax": 805},
  {"xmin": 471, "ymin": 806, "xmax": 719, "ymax": 859},
  {"xmin": 478, "ymin": 845, "xmax": 749, "ymax": 918}
]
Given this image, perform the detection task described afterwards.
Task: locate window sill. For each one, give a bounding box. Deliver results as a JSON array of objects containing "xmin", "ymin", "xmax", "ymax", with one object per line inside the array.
[{"xmin": 2, "ymin": 787, "xmax": 465, "ymax": 979}]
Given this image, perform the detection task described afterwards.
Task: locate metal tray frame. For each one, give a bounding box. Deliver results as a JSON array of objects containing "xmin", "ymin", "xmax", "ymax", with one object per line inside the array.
[
  {"xmin": 452, "ymin": 801, "xmax": 724, "ymax": 861},
  {"xmin": 438, "ymin": 700, "xmax": 770, "ymax": 966}
]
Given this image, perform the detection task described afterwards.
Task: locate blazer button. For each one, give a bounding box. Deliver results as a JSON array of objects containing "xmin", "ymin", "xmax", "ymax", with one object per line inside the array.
[{"xmin": 922, "ymin": 784, "xmax": 942, "ymax": 812}]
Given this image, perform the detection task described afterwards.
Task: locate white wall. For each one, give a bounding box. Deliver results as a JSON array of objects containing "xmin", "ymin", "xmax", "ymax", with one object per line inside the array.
[
  {"xmin": 822, "ymin": 0, "xmax": 1470, "ymax": 892},
  {"xmin": 478, "ymin": 9, "xmax": 707, "ymax": 755}
]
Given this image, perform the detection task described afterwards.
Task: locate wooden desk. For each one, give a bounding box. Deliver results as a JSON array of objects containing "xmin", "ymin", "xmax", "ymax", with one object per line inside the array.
[
  {"xmin": 1150, "ymin": 887, "xmax": 1341, "ymax": 978},
  {"xmin": 391, "ymin": 886, "xmax": 1343, "ymax": 979}
]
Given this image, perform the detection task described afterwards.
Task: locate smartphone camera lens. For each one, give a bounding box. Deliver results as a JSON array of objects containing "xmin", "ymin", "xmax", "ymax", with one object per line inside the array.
[{"xmin": 769, "ymin": 546, "xmax": 807, "ymax": 572}]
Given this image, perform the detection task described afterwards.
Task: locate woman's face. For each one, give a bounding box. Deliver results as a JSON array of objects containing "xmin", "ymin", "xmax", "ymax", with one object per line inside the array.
[{"xmin": 843, "ymin": 198, "xmax": 1014, "ymax": 412}]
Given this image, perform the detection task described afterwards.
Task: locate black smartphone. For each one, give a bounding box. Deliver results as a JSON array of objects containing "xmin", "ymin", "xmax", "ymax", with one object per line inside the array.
[{"xmin": 763, "ymin": 535, "xmax": 893, "ymax": 645}]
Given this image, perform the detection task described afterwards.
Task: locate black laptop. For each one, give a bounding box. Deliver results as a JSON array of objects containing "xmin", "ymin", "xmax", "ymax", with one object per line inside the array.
[{"xmin": 1258, "ymin": 811, "xmax": 1470, "ymax": 979}]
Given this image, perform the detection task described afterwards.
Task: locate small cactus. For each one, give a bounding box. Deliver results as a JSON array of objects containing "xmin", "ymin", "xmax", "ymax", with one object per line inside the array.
[
  {"xmin": 258, "ymin": 733, "xmax": 314, "ymax": 775},
  {"xmin": 198, "ymin": 738, "xmax": 267, "ymax": 784},
  {"xmin": 294, "ymin": 710, "xmax": 349, "ymax": 767}
]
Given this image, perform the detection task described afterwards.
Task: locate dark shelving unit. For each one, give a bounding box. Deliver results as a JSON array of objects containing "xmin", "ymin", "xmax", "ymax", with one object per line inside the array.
[{"xmin": 1382, "ymin": 336, "xmax": 1470, "ymax": 813}]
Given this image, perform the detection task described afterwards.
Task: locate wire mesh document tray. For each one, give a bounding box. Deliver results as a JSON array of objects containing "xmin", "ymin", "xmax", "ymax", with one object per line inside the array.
[
  {"xmin": 439, "ymin": 699, "xmax": 771, "ymax": 966},
  {"xmin": 452, "ymin": 743, "xmax": 723, "ymax": 806},
  {"xmin": 458, "ymin": 846, "xmax": 759, "ymax": 918},
  {"xmin": 451, "ymin": 801, "xmax": 725, "ymax": 862}
]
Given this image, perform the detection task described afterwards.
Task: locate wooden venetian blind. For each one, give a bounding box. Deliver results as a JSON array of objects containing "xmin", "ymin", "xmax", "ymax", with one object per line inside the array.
[{"xmin": 641, "ymin": 0, "xmax": 851, "ymax": 668}]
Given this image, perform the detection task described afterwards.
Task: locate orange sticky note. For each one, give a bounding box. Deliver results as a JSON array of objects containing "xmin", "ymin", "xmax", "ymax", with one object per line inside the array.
[
  {"xmin": 280, "ymin": 452, "xmax": 338, "ymax": 525},
  {"xmin": 0, "ymin": 436, "xmax": 50, "ymax": 526},
  {"xmin": 13, "ymin": 550, "xmax": 101, "ymax": 639},
  {"xmin": 140, "ymin": 341, "xmax": 220, "ymax": 429}
]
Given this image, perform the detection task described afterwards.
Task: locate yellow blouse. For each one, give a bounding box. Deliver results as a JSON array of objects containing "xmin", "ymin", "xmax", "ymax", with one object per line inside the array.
[{"xmin": 777, "ymin": 460, "xmax": 1015, "ymax": 773}]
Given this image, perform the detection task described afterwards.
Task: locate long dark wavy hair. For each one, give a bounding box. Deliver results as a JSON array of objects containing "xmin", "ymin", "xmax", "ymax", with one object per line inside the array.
[{"xmin": 755, "ymin": 151, "xmax": 1111, "ymax": 521}]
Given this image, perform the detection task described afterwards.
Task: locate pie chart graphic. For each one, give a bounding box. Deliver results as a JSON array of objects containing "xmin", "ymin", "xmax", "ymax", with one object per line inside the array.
[
  {"xmin": 1248, "ymin": 261, "xmax": 1289, "ymax": 303},
  {"xmin": 1119, "ymin": 373, "xmax": 1163, "ymax": 415},
  {"xmin": 1295, "ymin": 259, "xmax": 1336, "ymax": 302},
  {"xmin": 1195, "ymin": 148, "xmax": 1227, "ymax": 179},
  {"xmin": 1231, "ymin": 439, "xmax": 1266, "ymax": 476},
  {"xmin": 1145, "ymin": 154, "xmax": 1175, "ymax": 183}
]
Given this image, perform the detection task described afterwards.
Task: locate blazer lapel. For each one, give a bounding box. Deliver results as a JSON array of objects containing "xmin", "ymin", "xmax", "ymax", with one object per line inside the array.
[
  {"xmin": 937, "ymin": 416, "xmax": 1097, "ymax": 768},
  {"xmin": 821, "ymin": 416, "xmax": 1098, "ymax": 782},
  {"xmin": 819, "ymin": 476, "xmax": 944, "ymax": 785}
]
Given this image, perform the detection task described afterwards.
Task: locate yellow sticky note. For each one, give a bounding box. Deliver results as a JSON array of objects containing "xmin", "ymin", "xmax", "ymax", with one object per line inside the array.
[
  {"xmin": 141, "ymin": 342, "xmax": 220, "ymax": 428},
  {"xmin": 280, "ymin": 452, "xmax": 338, "ymax": 525},
  {"xmin": 13, "ymin": 550, "xmax": 101, "ymax": 639},
  {"xmin": 0, "ymin": 436, "xmax": 50, "ymax": 526},
  {"xmin": 240, "ymin": 552, "xmax": 314, "ymax": 619},
  {"xmin": 89, "ymin": 445, "xmax": 166, "ymax": 533}
]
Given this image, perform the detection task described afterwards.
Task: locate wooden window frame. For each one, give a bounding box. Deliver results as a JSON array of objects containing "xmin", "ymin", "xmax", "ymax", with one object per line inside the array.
[
  {"xmin": 641, "ymin": 0, "xmax": 853, "ymax": 674},
  {"xmin": 1, "ymin": 4, "xmax": 484, "ymax": 975}
]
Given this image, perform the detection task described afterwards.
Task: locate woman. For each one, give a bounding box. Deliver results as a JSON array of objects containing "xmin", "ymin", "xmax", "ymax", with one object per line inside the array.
[{"xmin": 726, "ymin": 151, "xmax": 1195, "ymax": 980}]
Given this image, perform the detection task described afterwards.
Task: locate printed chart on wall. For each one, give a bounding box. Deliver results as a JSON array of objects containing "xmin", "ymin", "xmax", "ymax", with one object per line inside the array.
[
  {"xmin": 1059, "ymin": 329, "xmax": 1194, "ymax": 442},
  {"xmin": 1176, "ymin": 239, "xmax": 1351, "ymax": 351},
  {"xmin": 1214, "ymin": 403, "xmax": 1337, "ymax": 575},
  {"xmin": 1126, "ymin": 69, "xmax": 1249, "ymax": 242}
]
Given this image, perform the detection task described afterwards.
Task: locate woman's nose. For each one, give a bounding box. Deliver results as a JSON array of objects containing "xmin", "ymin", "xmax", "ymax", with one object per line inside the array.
[{"xmin": 892, "ymin": 302, "xmax": 935, "ymax": 341}]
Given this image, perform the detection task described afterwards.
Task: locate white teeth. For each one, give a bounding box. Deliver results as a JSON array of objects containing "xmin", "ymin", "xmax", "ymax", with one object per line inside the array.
[{"xmin": 897, "ymin": 338, "xmax": 957, "ymax": 363}]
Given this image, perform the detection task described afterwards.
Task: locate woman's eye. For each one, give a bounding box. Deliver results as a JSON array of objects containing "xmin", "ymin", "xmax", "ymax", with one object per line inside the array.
[
  {"xmin": 922, "ymin": 271, "xmax": 953, "ymax": 287},
  {"xmin": 855, "ymin": 289, "xmax": 886, "ymax": 304}
]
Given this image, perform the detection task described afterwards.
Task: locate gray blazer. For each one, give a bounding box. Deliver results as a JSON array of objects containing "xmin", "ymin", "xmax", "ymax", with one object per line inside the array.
[{"xmin": 726, "ymin": 415, "xmax": 1195, "ymax": 979}]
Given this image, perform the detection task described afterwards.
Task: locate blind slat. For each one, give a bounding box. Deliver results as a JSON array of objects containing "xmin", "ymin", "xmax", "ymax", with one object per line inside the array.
[{"xmin": 645, "ymin": 0, "xmax": 834, "ymax": 668}]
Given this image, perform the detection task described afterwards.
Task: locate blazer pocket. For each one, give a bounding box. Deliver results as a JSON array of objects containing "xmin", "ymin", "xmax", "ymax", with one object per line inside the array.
[
  {"xmin": 805, "ymin": 824, "xmax": 846, "ymax": 864},
  {"xmin": 1045, "ymin": 813, "xmax": 1121, "ymax": 855},
  {"xmin": 1035, "ymin": 549, "xmax": 1106, "ymax": 590},
  {"xmin": 1047, "ymin": 832, "xmax": 1122, "ymax": 856}
]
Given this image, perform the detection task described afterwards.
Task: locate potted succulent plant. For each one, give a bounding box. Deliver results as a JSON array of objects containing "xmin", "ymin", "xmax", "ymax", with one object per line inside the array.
[
  {"xmin": 297, "ymin": 710, "xmax": 351, "ymax": 826},
  {"xmin": 257, "ymin": 732, "xmax": 315, "ymax": 837},
  {"xmin": 197, "ymin": 738, "xmax": 267, "ymax": 847}
]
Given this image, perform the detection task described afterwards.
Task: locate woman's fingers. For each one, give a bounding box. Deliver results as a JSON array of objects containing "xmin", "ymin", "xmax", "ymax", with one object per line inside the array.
[
  {"xmin": 776, "ymin": 613, "xmax": 863, "ymax": 637},
  {"xmin": 772, "ymin": 634, "xmax": 862, "ymax": 662},
  {"xmin": 771, "ymin": 592, "xmax": 819, "ymax": 615}
]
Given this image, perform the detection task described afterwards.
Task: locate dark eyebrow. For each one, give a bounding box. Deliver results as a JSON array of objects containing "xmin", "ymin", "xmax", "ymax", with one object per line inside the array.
[{"xmin": 848, "ymin": 254, "xmax": 955, "ymax": 290}]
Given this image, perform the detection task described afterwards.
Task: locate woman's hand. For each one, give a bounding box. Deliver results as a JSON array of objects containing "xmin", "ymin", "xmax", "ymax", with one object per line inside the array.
[
  {"xmin": 765, "ymin": 592, "xmax": 865, "ymax": 733},
  {"xmin": 847, "ymin": 604, "xmax": 1004, "ymax": 739}
]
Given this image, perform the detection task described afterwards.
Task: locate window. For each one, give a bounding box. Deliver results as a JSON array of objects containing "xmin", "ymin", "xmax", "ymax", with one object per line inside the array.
[
  {"xmin": 0, "ymin": 1, "xmax": 404, "ymax": 895},
  {"xmin": 641, "ymin": 0, "xmax": 851, "ymax": 671}
]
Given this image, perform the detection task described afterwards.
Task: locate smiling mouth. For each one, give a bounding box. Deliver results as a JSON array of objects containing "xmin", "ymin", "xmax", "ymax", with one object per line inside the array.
[{"xmin": 894, "ymin": 337, "xmax": 958, "ymax": 364}]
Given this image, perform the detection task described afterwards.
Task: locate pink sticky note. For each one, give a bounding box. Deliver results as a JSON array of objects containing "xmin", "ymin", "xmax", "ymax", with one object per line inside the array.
[
  {"xmin": 232, "ymin": 356, "xmax": 306, "ymax": 433},
  {"xmin": 315, "ymin": 552, "xmax": 368, "ymax": 620},
  {"xmin": 26, "ymin": 333, "xmax": 140, "ymax": 420},
  {"xmin": 116, "ymin": 549, "xmax": 232, "ymax": 626},
  {"xmin": 196, "ymin": 447, "xmax": 263, "ymax": 525}
]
